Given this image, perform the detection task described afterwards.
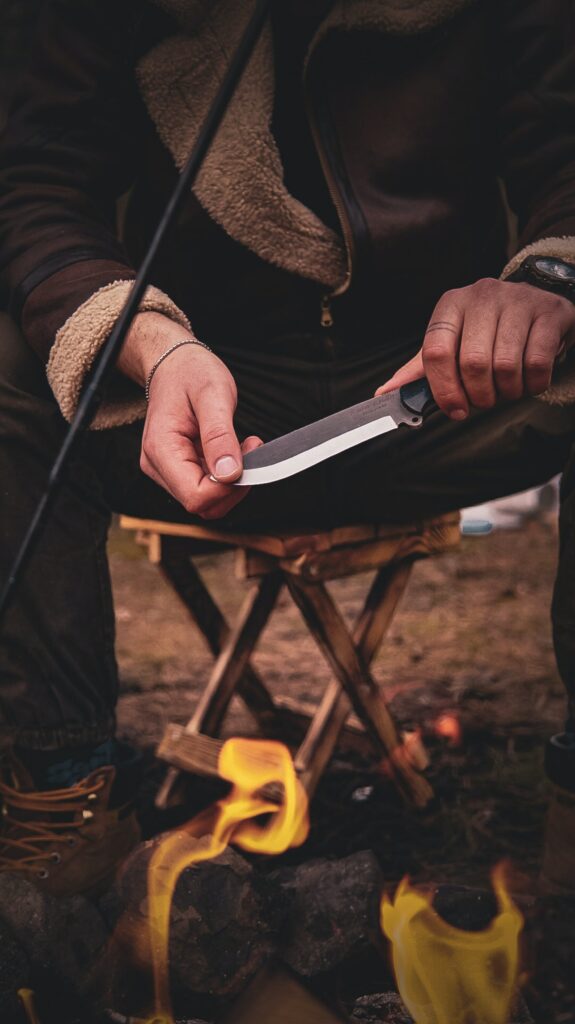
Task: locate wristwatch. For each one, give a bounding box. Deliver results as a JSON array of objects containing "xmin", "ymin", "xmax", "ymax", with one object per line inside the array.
[{"xmin": 507, "ymin": 255, "xmax": 575, "ymax": 305}]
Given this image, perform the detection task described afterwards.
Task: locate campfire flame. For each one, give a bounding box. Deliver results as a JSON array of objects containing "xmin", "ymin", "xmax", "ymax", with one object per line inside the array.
[
  {"xmin": 381, "ymin": 864, "xmax": 523, "ymax": 1024},
  {"xmin": 18, "ymin": 989, "xmax": 41, "ymax": 1024},
  {"xmin": 433, "ymin": 713, "xmax": 462, "ymax": 746},
  {"xmin": 145, "ymin": 738, "xmax": 309, "ymax": 1024}
]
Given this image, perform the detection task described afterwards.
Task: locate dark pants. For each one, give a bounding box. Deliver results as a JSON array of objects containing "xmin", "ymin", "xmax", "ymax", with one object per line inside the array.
[{"xmin": 2, "ymin": 312, "xmax": 575, "ymax": 750}]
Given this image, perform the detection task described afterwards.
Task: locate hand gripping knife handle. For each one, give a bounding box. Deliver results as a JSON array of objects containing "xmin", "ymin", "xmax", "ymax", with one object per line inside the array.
[{"xmin": 397, "ymin": 378, "xmax": 438, "ymax": 422}]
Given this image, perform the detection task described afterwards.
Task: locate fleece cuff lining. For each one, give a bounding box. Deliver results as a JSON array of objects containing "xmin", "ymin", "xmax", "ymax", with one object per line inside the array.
[{"xmin": 47, "ymin": 280, "xmax": 191, "ymax": 430}]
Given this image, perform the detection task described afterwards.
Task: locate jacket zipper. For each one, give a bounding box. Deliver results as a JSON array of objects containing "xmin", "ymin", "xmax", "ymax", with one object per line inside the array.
[
  {"xmin": 320, "ymin": 293, "xmax": 335, "ymax": 328},
  {"xmin": 303, "ymin": 73, "xmax": 354, "ymax": 328}
]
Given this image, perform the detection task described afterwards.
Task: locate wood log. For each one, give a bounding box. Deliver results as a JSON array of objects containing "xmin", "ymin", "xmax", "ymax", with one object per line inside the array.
[{"xmin": 156, "ymin": 726, "xmax": 284, "ymax": 804}]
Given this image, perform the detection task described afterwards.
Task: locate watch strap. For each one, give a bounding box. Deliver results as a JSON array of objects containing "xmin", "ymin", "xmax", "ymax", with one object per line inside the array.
[{"xmin": 507, "ymin": 255, "xmax": 575, "ymax": 306}]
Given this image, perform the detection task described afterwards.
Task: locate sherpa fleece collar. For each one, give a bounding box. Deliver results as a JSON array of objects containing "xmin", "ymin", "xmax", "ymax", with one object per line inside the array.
[
  {"xmin": 130, "ymin": 0, "xmax": 575, "ymax": 410},
  {"xmin": 136, "ymin": 0, "xmax": 476, "ymax": 291}
]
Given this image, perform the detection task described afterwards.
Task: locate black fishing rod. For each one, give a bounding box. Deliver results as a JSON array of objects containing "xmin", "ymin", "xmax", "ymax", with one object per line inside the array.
[{"xmin": 0, "ymin": 0, "xmax": 273, "ymax": 626}]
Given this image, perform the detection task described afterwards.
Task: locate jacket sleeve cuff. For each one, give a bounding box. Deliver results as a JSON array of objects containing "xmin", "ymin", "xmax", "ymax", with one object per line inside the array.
[
  {"xmin": 21, "ymin": 259, "xmax": 137, "ymax": 364},
  {"xmin": 500, "ymin": 235, "xmax": 575, "ymax": 279},
  {"xmin": 46, "ymin": 279, "xmax": 191, "ymax": 430}
]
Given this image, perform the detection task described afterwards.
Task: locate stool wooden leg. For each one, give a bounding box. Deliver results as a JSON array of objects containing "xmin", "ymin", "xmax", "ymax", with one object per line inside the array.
[
  {"xmin": 295, "ymin": 562, "xmax": 413, "ymax": 795},
  {"xmin": 159, "ymin": 537, "xmax": 278, "ymax": 726},
  {"xmin": 286, "ymin": 574, "xmax": 433, "ymax": 808},
  {"xmin": 355, "ymin": 561, "xmax": 413, "ymax": 662},
  {"xmin": 156, "ymin": 573, "xmax": 282, "ymax": 808}
]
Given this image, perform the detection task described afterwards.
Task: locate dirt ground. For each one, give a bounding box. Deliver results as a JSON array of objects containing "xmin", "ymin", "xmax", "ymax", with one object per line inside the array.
[{"xmin": 109, "ymin": 516, "xmax": 573, "ymax": 1023}]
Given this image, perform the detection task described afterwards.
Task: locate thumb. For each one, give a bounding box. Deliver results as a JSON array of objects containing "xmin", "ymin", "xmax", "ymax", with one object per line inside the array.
[
  {"xmin": 375, "ymin": 350, "xmax": 425, "ymax": 396},
  {"xmin": 241, "ymin": 434, "xmax": 264, "ymax": 455},
  {"xmin": 195, "ymin": 389, "xmax": 243, "ymax": 482}
]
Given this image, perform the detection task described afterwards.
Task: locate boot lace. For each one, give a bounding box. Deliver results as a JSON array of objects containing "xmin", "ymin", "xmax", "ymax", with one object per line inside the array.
[{"xmin": 0, "ymin": 774, "xmax": 107, "ymax": 877}]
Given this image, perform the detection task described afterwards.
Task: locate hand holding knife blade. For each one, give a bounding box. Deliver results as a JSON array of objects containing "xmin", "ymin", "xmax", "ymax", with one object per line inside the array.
[{"xmin": 234, "ymin": 377, "xmax": 437, "ymax": 486}]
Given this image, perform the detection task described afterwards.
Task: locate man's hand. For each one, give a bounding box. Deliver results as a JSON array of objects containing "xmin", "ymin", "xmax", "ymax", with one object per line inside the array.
[
  {"xmin": 118, "ymin": 312, "xmax": 262, "ymax": 519},
  {"xmin": 376, "ymin": 279, "xmax": 575, "ymax": 418}
]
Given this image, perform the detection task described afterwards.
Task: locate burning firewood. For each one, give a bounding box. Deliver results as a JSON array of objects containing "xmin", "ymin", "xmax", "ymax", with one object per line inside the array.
[{"xmin": 381, "ymin": 866, "xmax": 524, "ymax": 1024}]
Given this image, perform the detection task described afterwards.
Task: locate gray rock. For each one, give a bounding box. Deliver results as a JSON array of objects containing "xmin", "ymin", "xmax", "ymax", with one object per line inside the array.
[
  {"xmin": 0, "ymin": 919, "xmax": 32, "ymax": 1020},
  {"xmin": 107, "ymin": 833, "xmax": 288, "ymax": 998},
  {"xmin": 272, "ymin": 850, "xmax": 384, "ymax": 976},
  {"xmin": 350, "ymin": 991, "xmax": 533, "ymax": 1024},
  {"xmin": 509, "ymin": 996, "xmax": 534, "ymax": 1023},
  {"xmin": 0, "ymin": 873, "xmax": 109, "ymax": 1013},
  {"xmin": 351, "ymin": 993, "xmax": 412, "ymax": 1024}
]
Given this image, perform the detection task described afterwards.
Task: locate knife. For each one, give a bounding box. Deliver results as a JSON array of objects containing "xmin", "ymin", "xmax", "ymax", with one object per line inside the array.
[{"xmin": 234, "ymin": 377, "xmax": 437, "ymax": 486}]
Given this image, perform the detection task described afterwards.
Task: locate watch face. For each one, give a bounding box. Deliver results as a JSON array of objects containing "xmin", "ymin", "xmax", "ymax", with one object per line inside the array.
[{"xmin": 533, "ymin": 257, "xmax": 575, "ymax": 282}]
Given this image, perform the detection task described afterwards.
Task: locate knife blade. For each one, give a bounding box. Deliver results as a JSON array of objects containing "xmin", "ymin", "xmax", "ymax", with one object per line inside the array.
[{"xmin": 234, "ymin": 377, "xmax": 437, "ymax": 486}]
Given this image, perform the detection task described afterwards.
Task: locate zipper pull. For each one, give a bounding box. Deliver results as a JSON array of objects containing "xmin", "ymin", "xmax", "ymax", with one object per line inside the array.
[{"xmin": 320, "ymin": 294, "xmax": 334, "ymax": 329}]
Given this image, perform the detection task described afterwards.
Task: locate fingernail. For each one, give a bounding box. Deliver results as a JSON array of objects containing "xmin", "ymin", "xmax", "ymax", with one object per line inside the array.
[
  {"xmin": 450, "ymin": 409, "xmax": 468, "ymax": 421},
  {"xmin": 214, "ymin": 455, "xmax": 238, "ymax": 478}
]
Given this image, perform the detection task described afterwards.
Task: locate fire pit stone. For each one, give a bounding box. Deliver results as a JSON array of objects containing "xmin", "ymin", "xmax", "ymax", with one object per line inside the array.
[
  {"xmin": 0, "ymin": 918, "xmax": 32, "ymax": 1019},
  {"xmin": 351, "ymin": 993, "xmax": 412, "ymax": 1024},
  {"xmin": 350, "ymin": 992, "xmax": 534, "ymax": 1023},
  {"xmin": 271, "ymin": 849, "xmax": 384, "ymax": 975},
  {"xmin": 103, "ymin": 833, "xmax": 289, "ymax": 997},
  {"xmin": 0, "ymin": 872, "xmax": 108, "ymax": 1012}
]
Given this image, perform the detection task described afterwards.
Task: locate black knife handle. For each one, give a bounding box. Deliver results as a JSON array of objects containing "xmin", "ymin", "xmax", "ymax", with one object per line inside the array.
[{"xmin": 399, "ymin": 378, "xmax": 437, "ymax": 417}]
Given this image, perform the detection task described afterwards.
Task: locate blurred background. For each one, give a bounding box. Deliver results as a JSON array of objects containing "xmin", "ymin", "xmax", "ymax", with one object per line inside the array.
[{"xmin": 0, "ymin": 0, "xmax": 44, "ymax": 122}]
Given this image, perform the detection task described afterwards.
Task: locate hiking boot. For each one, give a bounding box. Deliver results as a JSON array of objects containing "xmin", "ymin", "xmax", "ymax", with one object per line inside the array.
[
  {"xmin": 539, "ymin": 733, "xmax": 575, "ymax": 896},
  {"xmin": 0, "ymin": 761, "xmax": 141, "ymax": 897}
]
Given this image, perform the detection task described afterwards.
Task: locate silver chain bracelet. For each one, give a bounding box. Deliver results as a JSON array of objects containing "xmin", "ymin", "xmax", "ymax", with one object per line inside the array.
[{"xmin": 144, "ymin": 338, "xmax": 213, "ymax": 401}]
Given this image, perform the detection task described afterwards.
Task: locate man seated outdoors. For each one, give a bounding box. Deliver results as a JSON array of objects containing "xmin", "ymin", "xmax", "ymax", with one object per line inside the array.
[{"xmin": 0, "ymin": 0, "xmax": 575, "ymax": 897}]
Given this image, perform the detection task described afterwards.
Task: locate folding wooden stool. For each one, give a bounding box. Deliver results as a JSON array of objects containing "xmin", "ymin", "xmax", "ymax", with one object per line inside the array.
[{"xmin": 119, "ymin": 513, "xmax": 460, "ymax": 809}]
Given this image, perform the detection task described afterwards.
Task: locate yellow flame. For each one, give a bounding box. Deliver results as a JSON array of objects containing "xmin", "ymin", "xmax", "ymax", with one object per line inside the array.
[
  {"xmin": 18, "ymin": 989, "xmax": 41, "ymax": 1024},
  {"xmin": 381, "ymin": 864, "xmax": 523, "ymax": 1024},
  {"xmin": 145, "ymin": 738, "xmax": 309, "ymax": 1024}
]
